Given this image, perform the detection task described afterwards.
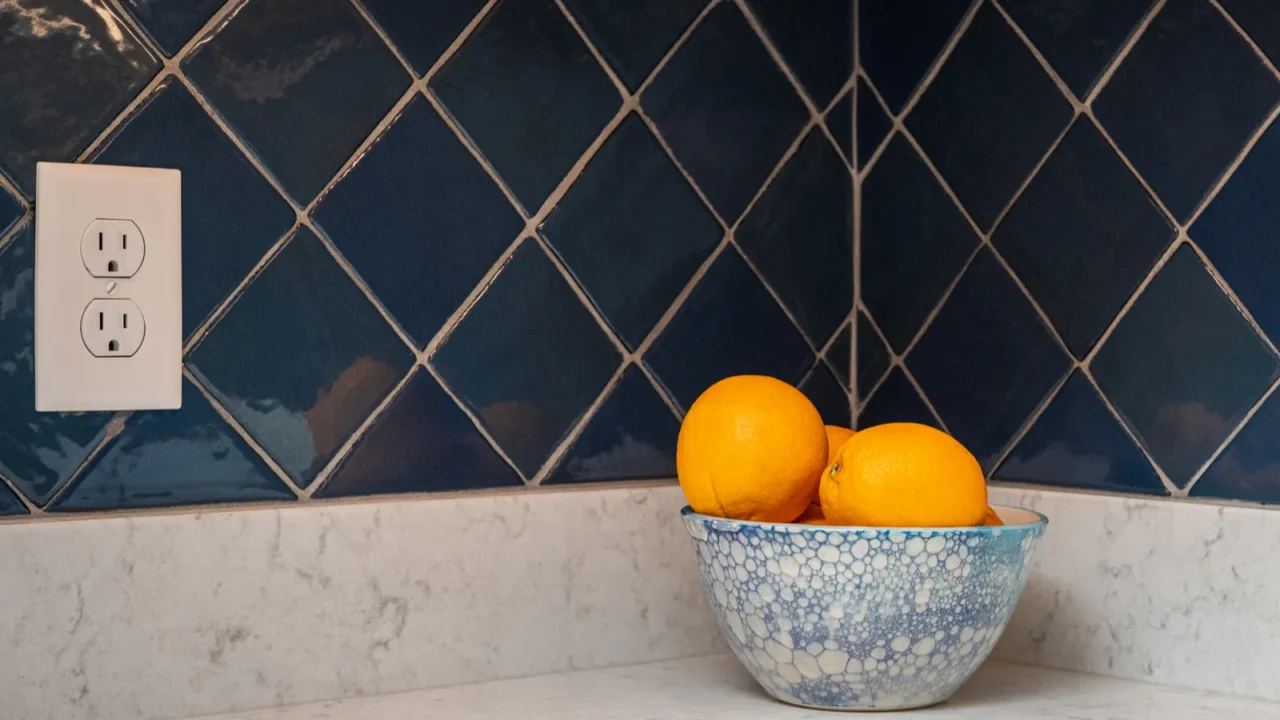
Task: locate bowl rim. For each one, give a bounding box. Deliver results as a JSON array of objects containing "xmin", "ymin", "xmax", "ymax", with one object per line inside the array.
[{"xmin": 680, "ymin": 504, "xmax": 1048, "ymax": 533}]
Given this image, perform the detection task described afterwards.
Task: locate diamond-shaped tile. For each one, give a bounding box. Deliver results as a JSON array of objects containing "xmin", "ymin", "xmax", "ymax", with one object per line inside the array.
[
  {"xmin": 643, "ymin": 2, "xmax": 808, "ymax": 223},
  {"xmin": 829, "ymin": 318, "xmax": 852, "ymax": 388},
  {"xmin": 861, "ymin": 134, "xmax": 979, "ymax": 353},
  {"xmin": 0, "ymin": 187, "xmax": 20, "ymax": 237},
  {"xmin": 315, "ymin": 98, "xmax": 523, "ymax": 348},
  {"xmin": 188, "ymin": 228, "xmax": 414, "ymax": 488},
  {"xmin": 1193, "ymin": 386, "xmax": 1280, "ymax": 503},
  {"xmin": 432, "ymin": 241, "xmax": 622, "ymax": 478},
  {"xmin": 1003, "ymin": 0, "xmax": 1154, "ymax": 98},
  {"xmin": 94, "ymin": 79, "xmax": 295, "ymax": 339},
  {"xmin": 431, "ymin": 0, "xmax": 621, "ymax": 214},
  {"xmin": 857, "ymin": 367, "xmax": 938, "ymax": 430},
  {"xmin": 644, "ymin": 248, "xmax": 813, "ymax": 410},
  {"xmin": 996, "ymin": 371, "xmax": 1166, "ymax": 495},
  {"xmin": 0, "ymin": 227, "xmax": 114, "ymax": 505},
  {"xmin": 1092, "ymin": 245, "xmax": 1280, "ymax": 487},
  {"xmin": 547, "ymin": 366, "xmax": 679, "ymax": 484},
  {"xmin": 993, "ymin": 118, "xmax": 1174, "ymax": 358},
  {"xmin": 120, "ymin": 0, "xmax": 224, "ymax": 55},
  {"xmin": 907, "ymin": 3, "xmax": 1073, "ymax": 231},
  {"xmin": 1094, "ymin": 0, "xmax": 1280, "ymax": 222},
  {"xmin": 360, "ymin": 0, "xmax": 488, "ymax": 74},
  {"xmin": 826, "ymin": 88, "xmax": 853, "ymax": 164},
  {"xmin": 859, "ymin": 0, "xmax": 971, "ymax": 113},
  {"xmin": 0, "ymin": 482, "xmax": 25, "ymax": 516},
  {"xmin": 52, "ymin": 379, "xmax": 296, "ymax": 511},
  {"xmin": 856, "ymin": 78, "xmax": 892, "ymax": 170},
  {"xmin": 561, "ymin": 0, "xmax": 706, "ymax": 91},
  {"xmin": 541, "ymin": 114, "xmax": 720, "ymax": 350},
  {"xmin": 908, "ymin": 248, "xmax": 1071, "ymax": 470},
  {"xmin": 183, "ymin": 0, "xmax": 410, "ymax": 205},
  {"xmin": 738, "ymin": 130, "xmax": 852, "ymax": 345},
  {"xmin": 856, "ymin": 311, "xmax": 890, "ymax": 400},
  {"xmin": 800, "ymin": 362, "xmax": 851, "ymax": 427},
  {"xmin": 1218, "ymin": 0, "xmax": 1280, "ymax": 72},
  {"xmin": 747, "ymin": 0, "xmax": 851, "ymax": 107},
  {"xmin": 0, "ymin": 0, "xmax": 159, "ymax": 196},
  {"xmin": 316, "ymin": 370, "xmax": 522, "ymax": 497},
  {"xmin": 1193, "ymin": 118, "xmax": 1280, "ymax": 345}
]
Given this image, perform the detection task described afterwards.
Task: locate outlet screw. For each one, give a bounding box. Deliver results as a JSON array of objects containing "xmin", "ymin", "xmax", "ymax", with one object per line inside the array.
[{"xmin": 106, "ymin": 281, "xmax": 118, "ymax": 295}]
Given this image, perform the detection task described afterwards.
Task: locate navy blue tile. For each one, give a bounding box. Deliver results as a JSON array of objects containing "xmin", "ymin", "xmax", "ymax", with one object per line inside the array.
[
  {"xmin": 433, "ymin": 241, "xmax": 622, "ymax": 478},
  {"xmin": 1218, "ymin": 0, "xmax": 1280, "ymax": 74},
  {"xmin": 826, "ymin": 89, "xmax": 853, "ymax": 164},
  {"xmin": 855, "ymin": 79, "xmax": 892, "ymax": 170},
  {"xmin": 0, "ymin": 0, "xmax": 159, "ymax": 196},
  {"xmin": 1193, "ymin": 118, "xmax": 1280, "ymax": 345},
  {"xmin": 360, "ymin": 0, "xmax": 488, "ymax": 74},
  {"xmin": 993, "ymin": 118, "xmax": 1174, "ymax": 358},
  {"xmin": 315, "ymin": 99, "xmax": 523, "ymax": 348},
  {"xmin": 547, "ymin": 366, "xmax": 679, "ymax": 484},
  {"xmin": 120, "ymin": 0, "xmax": 223, "ymax": 55},
  {"xmin": 316, "ymin": 371, "xmax": 522, "ymax": 497},
  {"xmin": 0, "ymin": 228, "xmax": 114, "ymax": 505},
  {"xmin": 0, "ymin": 187, "xmax": 20, "ymax": 236},
  {"xmin": 861, "ymin": 135, "xmax": 979, "ymax": 353},
  {"xmin": 1193, "ymin": 388, "xmax": 1280, "ymax": 503},
  {"xmin": 738, "ymin": 131, "xmax": 853, "ymax": 345},
  {"xmin": 1092, "ymin": 245, "xmax": 1279, "ymax": 487},
  {"xmin": 800, "ymin": 362, "xmax": 851, "ymax": 428},
  {"xmin": 0, "ymin": 482, "xmax": 25, "ymax": 516},
  {"xmin": 562, "ymin": 0, "xmax": 706, "ymax": 91},
  {"xmin": 431, "ymin": 0, "xmax": 620, "ymax": 214},
  {"xmin": 996, "ymin": 371, "xmax": 1166, "ymax": 494},
  {"xmin": 747, "ymin": 0, "xmax": 851, "ymax": 107},
  {"xmin": 188, "ymin": 228, "xmax": 414, "ymax": 488},
  {"xmin": 856, "ymin": 311, "xmax": 890, "ymax": 401},
  {"xmin": 859, "ymin": 0, "xmax": 971, "ymax": 112},
  {"xmin": 1003, "ymin": 0, "xmax": 1154, "ymax": 98},
  {"xmin": 183, "ymin": 0, "xmax": 410, "ymax": 205},
  {"xmin": 53, "ymin": 380, "xmax": 296, "ymax": 511},
  {"xmin": 644, "ymin": 248, "xmax": 813, "ymax": 410},
  {"xmin": 907, "ymin": 3, "xmax": 1073, "ymax": 231},
  {"xmin": 643, "ymin": 3, "xmax": 808, "ymax": 222},
  {"xmin": 908, "ymin": 248, "xmax": 1072, "ymax": 470},
  {"xmin": 541, "ymin": 114, "xmax": 720, "ymax": 350},
  {"xmin": 857, "ymin": 368, "xmax": 938, "ymax": 430},
  {"xmin": 1094, "ymin": 0, "xmax": 1280, "ymax": 222},
  {"xmin": 94, "ymin": 79, "xmax": 295, "ymax": 339},
  {"xmin": 830, "ymin": 319, "xmax": 852, "ymax": 388}
]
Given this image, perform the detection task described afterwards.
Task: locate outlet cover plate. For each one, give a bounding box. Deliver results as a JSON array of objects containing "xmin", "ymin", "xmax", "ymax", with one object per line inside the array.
[{"xmin": 35, "ymin": 162, "xmax": 182, "ymax": 411}]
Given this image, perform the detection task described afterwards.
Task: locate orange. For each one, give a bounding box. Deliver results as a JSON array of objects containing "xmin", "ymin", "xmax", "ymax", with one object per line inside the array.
[
  {"xmin": 982, "ymin": 506, "xmax": 1004, "ymax": 527},
  {"xmin": 803, "ymin": 426, "xmax": 857, "ymax": 515},
  {"xmin": 795, "ymin": 503, "xmax": 826, "ymax": 524},
  {"xmin": 820, "ymin": 422, "xmax": 986, "ymax": 527},
  {"xmin": 677, "ymin": 376, "xmax": 827, "ymax": 522}
]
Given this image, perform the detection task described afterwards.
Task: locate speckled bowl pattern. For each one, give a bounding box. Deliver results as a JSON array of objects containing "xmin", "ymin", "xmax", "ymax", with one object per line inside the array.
[{"xmin": 681, "ymin": 506, "xmax": 1046, "ymax": 711}]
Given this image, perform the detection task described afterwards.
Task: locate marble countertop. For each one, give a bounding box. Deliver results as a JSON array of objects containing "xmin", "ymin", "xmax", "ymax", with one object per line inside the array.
[{"xmin": 190, "ymin": 655, "xmax": 1280, "ymax": 719}]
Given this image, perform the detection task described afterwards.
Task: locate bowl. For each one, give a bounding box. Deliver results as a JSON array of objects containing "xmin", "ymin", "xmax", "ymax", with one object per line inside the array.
[{"xmin": 681, "ymin": 505, "xmax": 1046, "ymax": 711}]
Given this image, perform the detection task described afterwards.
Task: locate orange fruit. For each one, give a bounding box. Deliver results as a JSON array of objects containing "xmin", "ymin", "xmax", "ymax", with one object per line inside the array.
[
  {"xmin": 678, "ymin": 376, "xmax": 827, "ymax": 522},
  {"xmin": 820, "ymin": 422, "xmax": 986, "ymax": 527},
  {"xmin": 795, "ymin": 503, "xmax": 826, "ymax": 524},
  {"xmin": 982, "ymin": 507, "xmax": 1004, "ymax": 527},
  {"xmin": 803, "ymin": 426, "xmax": 857, "ymax": 514}
]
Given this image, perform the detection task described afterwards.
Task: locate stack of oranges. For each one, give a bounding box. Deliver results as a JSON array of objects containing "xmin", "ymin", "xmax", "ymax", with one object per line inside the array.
[{"xmin": 676, "ymin": 375, "xmax": 1002, "ymax": 527}]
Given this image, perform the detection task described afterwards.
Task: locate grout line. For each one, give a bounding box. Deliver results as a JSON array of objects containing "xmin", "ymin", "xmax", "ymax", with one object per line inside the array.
[
  {"xmin": 989, "ymin": 0, "xmax": 1081, "ymax": 109},
  {"xmin": 895, "ymin": 0, "xmax": 983, "ymax": 120},
  {"xmin": 182, "ymin": 223, "xmax": 297, "ymax": 353},
  {"xmin": 853, "ymin": 71, "xmax": 896, "ymax": 180},
  {"xmin": 900, "ymin": 363, "xmax": 950, "ymax": 434},
  {"xmin": 0, "ymin": 213, "xmax": 30, "ymax": 257},
  {"xmin": 1184, "ymin": 238, "xmax": 1280, "ymax": 358},
  {"xmin": 304, "ymin": 85, "xmax": 418, "ymax": 214},
  {"xmin": 74, "ymin": 68, "xmax": 174, "ymax": 165},
  {"xmin": 529, "ymin": 359, "xmax": 631, "ymax": 486},
  {"xmin": 0, "ymin": 467, "xmax": 40, "ymax": 516},
  {"xmin": 983, "ymin": 365, "xmax": 1072, "ymax": 479},
  {"xmin": 854, "ymin": 303, "xmax": 896, "ymax": 410},
  {"xmin": 1210, "ymin": 0, "xmax": 1280, "ymax": 83},
  {"xmin": 850, "ymin": 0, "xmax": 860, "ymax": 421},
  {"xmin": 1080, "ymin": 365, "xmax": 1180, "ymax": 495},
  {"xmin": 419, "ymin": 362, "xmax": 528, "ymax": 482},
  {"xmin": 983, "ymin": 115, "xmax": 1077, "ymax": 237},
  {"xmin": 552, "ymin": 0, "xmax": 630, "ymax": 97},
  {"xmin": 1183, "ymin": 101, "xmax": 1280, "ymax": 229},
  {"xmin": 1184, "ymin": 373, "xmax": 1280, "ymax": 494},
  {"xmin": 1081, "ymin": 0, "xmax": 1167, "ymax": 107},
  {"xmin": 42, "ymin": 413, "xmax": 135, "ymax": 510},
  {"xmin": 1080, "ymin": 236, "xmax": 1182, "ymax": 369},
  {"xmin": 0, "ymin": 170, "xmax": 28, "ymax": 209}
]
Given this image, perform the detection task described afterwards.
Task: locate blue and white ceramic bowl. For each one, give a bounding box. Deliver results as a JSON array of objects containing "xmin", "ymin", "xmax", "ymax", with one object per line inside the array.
[{"xmin": 682, "ymin": 506, "xmax": 1046, "ymax": 711}]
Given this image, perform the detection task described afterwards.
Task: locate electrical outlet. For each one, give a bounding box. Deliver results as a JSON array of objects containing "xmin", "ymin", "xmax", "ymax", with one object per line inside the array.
[{"xmin": 35, "ymin": 162, "xmax": 182, "ymax": 412}]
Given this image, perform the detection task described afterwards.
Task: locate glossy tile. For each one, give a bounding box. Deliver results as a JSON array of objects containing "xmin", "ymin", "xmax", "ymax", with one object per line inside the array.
[
  {"xmin": 0, "ymin": 188, "xmax": 20, "ymax": 236},
  {"xmin": 993, "ymin": 118, "xmax": 1174, "ymax": 358},
  {"xmin": 737, "ymin": 130, "xmax": 853, "ymax": 345},
  {"xmin": 800, "ymin": 362, "xmax": 851, "ymax": 428},
  {"xmin": 1193, "ymin": 387, "xmax": 1280, "ymax": 503},
  {"xmin": 829, "ymin": 319, "xmax": 852, "ymax": 389},
  {"xmin": 907, "ymin": 3, "xmax": 1073, "ymax": 231},
  {"xmin": 360, "ymin": 0, "xmax": 488, "ymax": 74},
  {"xmin": 0, "ymin": 227, "xmax": 114, "ymax": 505},
  {"xmin": 0, "ymin": 0, "xmax": 159, "ymax": 196},
  {"xmin": 860, "ymin": 134, "xmax": 978, "ymax": 353},
  {"xmin": 546, "ymin": 366, "xmax": 679, "ymax": 484},
  {"xmin": 1002, "ymin": 0, "xmax": 1154, "ymax": 98},
  {"xmin": 643, "ymin": 2, "xmax": 808, "ymax": 223},
  {"xmin": 120, "ymin": 0, "xmax": 224, "ymax": 55},
  {"xmin": 541, "ymin": 114, "xmax": 720, "ymax": 350},
  {"xmin": 1093, "ymin": 0, "xmax": 1280, "ymax": 222},
  {"xmin": 1219, "ymin": 0, "xmax": 1280, "ymax": 69},
  {"xmin": 432, "ymin": 241, "xmax": 622, "ymax": 478},
  {"xmin": 856, "ymin": 367, "xmax": 938, "ymax": 430},
  {"xmin": 561, "ymin": 0, "xmax": 707, "ymax": 91},
  {"xmin": 855, "ymin": 79, "xmax": 892, "ymax": 169},
  {"xmin": 0, "ymin": 482, "xmax": 25, "ymax": 516},
  {"xmin": 907, "ymin": 248, "xmax": 1072, "ymax": 471},
  {"xmin": 53, "ymin": 379, "xmax": 296, "ymax": 511},
  {"xmin": 315, "ymin": 98, "xmax": 523, "ymax": 348},
  {"xmin": 856, "ymin": 311, "xmax": 891, "ymax": 401},
  {"xmin": 430, "ymin": 0, "xmax": 620, "ymax": 214},
  {"xmin": 183, "ymin": 0, "xmax": 410, "ymax": 205},
  {"xmin": 93, "ymin": 79, "xmax": 295, "ymax": 339},
  {"xmin": 188, "ymin": 228, "xmax": 414, "ymax": 488},
  {"xmin": 644, "ymin": 248, "xmax": 813, "ymax": 411},
  {"xmin": 826, "ymin": 89, "xmax": 853, "ymax": 164},
  {"xmin": 1091, "ymin": 245, "xmax": 1280, "ymax": 487},
  {"xmin": 746, "ymin": 0, "xmax": 851, "ymax": 107},
  {"xmin": 996, "ymin": 371, "xmax": 1166, "ymax": 495},
  {"xmin": 859, "ymin": 0, "xmax": 971, "ymax": 112},
  {"xmin": 316, "ymin": 370, "xmax": 522, "ymax": 497}
]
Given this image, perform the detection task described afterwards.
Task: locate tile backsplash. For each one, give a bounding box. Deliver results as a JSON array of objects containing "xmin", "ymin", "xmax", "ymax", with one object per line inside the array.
[{"xmin": 0, "ymin": 0, "xmax": 854, "ymax": 516}]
